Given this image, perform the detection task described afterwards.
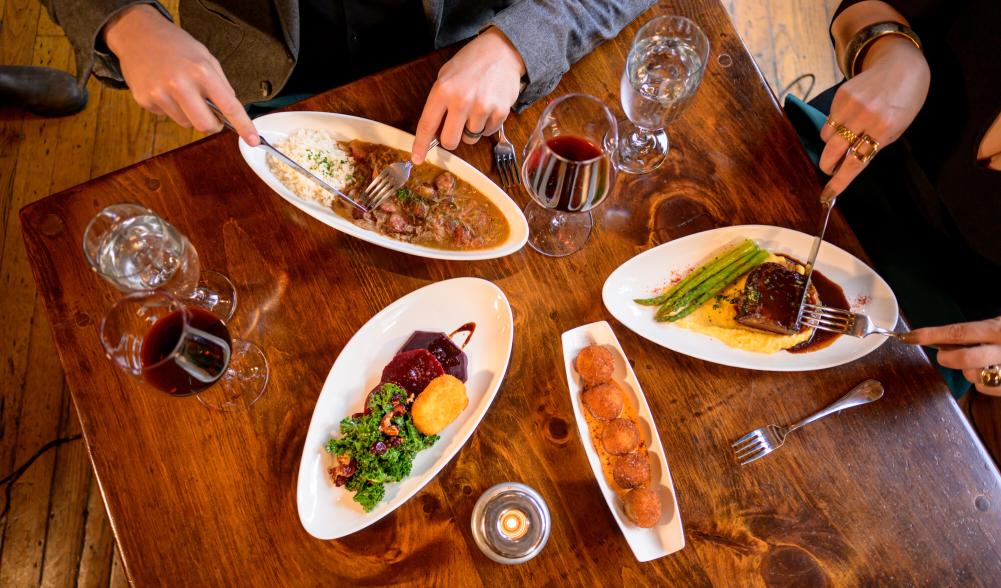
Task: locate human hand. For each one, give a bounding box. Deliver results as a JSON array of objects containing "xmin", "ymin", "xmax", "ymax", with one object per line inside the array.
[
  {"xmin": 411, "ymin": 27, "xmax": 525, "ymax": 164},
  {"xmin": 903, "ymin": 317, "xmax": 1001, "ymax": 396},
  {"xmin": 819, "ymin": 36, "xmax": 929, "ymax": 195},
  {"xmin": 104, "ymin": 5, "xmax": 259, "ymax": 146}
]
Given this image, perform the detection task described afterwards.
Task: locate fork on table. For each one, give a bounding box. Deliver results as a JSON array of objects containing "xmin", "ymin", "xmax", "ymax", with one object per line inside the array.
[
  {"xmin": 493, "ymin": 123, "xmax": 520, "ymax": 188},
  {"xmin": 360, "ymin": 138, "xmax": 440, "ymax": 210},
  {"xmin": 731, "ymin": 379, "xmax": 884, "ymax": 465}
]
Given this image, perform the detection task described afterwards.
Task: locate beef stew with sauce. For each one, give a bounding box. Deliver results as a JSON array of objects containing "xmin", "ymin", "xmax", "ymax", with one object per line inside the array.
[{"xmin": 335, "ymin": 141, "xmax": 510, "ymax": 250}]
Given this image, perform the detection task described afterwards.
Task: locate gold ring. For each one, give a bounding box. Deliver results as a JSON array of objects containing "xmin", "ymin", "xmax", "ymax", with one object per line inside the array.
[
  {"xmin": 826, "ymin": 119, "xmax": 859, "ymax": 145},
  {"xmin": 981, "ymin": 365, "xmax": 1001, "ymax": 387},
  {"xmin": 849, "ymin": 133, "xmax": 880, "ymax": 164}
]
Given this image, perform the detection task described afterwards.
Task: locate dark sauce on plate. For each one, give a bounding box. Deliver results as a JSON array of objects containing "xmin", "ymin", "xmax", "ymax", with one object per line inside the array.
[{"xmin": 785, "ymin": 262, "xmax": 850, "ymax": 354}]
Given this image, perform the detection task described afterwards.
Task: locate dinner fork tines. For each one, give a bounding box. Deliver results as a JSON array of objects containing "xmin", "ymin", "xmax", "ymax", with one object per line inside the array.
[
  {"xmin": 361, "ymin": 138, "xmax": 440, "ymax": 210},
  {"xmin": 493, "ymin": 123, "xmax": 520, "ymax": 188},
  {"xmin": 731, "ymin": 379, "xmax": 884, "ymax": 465},
  {"xmin": 799, "ymin": 304, "xmax": 905, "ymax": 340}
]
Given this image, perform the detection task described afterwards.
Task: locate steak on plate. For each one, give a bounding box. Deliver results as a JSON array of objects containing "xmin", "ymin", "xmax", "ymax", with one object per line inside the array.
[{"xmin": 735, "ymin": 262, "xmax": 817, "ymax": 335}]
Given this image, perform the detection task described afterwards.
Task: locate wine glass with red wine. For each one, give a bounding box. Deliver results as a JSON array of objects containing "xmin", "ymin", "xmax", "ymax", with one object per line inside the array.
[
  {"xmin": 101, "ymin": 291, "xmax": 269, "ymax": 411},
  {"xmin": 83, "ymin": 203, "xmax": 237, "ymax": 321},
  {"xmin": 521, "ymin": 93, "xmax": 618, "ymax": 257}
]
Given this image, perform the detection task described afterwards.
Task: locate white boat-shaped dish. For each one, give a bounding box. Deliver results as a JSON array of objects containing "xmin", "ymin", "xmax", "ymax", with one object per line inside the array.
[
  {"xmin": 561, "ymin": 321, "xmax": 685, "ymax": 562},
  {"xmin": 602, "ymin": 225, "xmax": 898, "ymax": 372},
  {"xmin": 296, "ymin": 277, "xmax": 514, "ymax": 539},
  {"xmin": 238, "ymin": 111, "xmax": 528, "ymax": 260}
]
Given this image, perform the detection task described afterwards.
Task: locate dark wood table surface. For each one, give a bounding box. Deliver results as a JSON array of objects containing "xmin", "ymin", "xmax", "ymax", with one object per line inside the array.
[{"xmin": 19, "ymin": 1, "xmax": 1001, "ymax": 585}]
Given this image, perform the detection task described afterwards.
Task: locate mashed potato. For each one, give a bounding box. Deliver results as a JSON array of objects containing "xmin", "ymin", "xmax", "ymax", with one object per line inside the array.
[{"xmin": 675, "ymin": 254, "xmax": 814, "ymax": 353}]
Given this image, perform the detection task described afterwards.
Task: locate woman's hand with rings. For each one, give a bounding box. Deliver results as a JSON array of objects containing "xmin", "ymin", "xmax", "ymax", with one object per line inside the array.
[
  {"xmin": 903, "ymin": 317, "xmax": 1001, "ymax": 396},
  {"xmin": 412, "ymin": 27, "xmax": 526, "ymax": 164},
  {"xmin": 819, "ymin": 35, "xmax": 929, "ymax": 196}
]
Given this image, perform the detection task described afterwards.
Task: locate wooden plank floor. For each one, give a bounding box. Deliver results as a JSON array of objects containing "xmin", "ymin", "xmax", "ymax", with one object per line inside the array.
[{"xmin": 1, "ymin": 1, "xmax": 998, "ymax": 586}]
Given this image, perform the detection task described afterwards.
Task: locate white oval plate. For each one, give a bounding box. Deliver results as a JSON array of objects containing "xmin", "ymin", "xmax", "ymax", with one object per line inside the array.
[
  {"xmin": 296, "ymin": 277, "xmax": 514, "ymax": 539},
  {"xmin": 238, "ymin": 111, "xmax": 528, "ymax": 260},
  {"xmin": 561, "ymin": 321, "xmax": 685, "ymax": 562},
  {"xmin": 602, "ymin": 225, "xmax": 898, "ymax": 371}
]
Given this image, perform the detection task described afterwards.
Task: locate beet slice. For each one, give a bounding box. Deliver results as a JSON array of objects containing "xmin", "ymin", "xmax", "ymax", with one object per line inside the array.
[
  {"xmin": 400, "ymin": 331, "xmax": 468, "ymax": 382},
  {"xmin": 380, "ymin": 349, "xmax": 445, "ymax": 396}
]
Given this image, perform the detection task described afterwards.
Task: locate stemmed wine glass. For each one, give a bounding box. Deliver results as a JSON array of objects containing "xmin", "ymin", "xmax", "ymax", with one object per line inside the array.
[
  {"xmin": 618, "ymin": 15, "xmax": 710, "ymax": 174},
  {"xmin": 521, "ymin": 93, "xmax": 618, "ymax": 257},
  {"xmin": 82, "ymin": 203, "xmax": 237, "ymax": 321},
  {"xmin": 101, "ymin": 291, "xmax": 269, "ymax": 411}
]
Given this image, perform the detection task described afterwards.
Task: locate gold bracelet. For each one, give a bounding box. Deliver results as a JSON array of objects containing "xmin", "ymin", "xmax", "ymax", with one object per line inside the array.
[{"xmin": 841, "ymin": 22, "xmax": 922, "ymax": 79}]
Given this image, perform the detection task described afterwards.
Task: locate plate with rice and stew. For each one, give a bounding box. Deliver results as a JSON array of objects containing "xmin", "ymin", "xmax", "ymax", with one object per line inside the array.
[{"xmin": 237, "ymin": 111, "xmax": 528, "ymax": 260}]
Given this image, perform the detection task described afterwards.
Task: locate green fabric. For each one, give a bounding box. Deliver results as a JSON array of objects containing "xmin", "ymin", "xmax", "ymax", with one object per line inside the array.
[{"xmin": 783, "ymin": 93, "xmax": 972, "ymax": 398}]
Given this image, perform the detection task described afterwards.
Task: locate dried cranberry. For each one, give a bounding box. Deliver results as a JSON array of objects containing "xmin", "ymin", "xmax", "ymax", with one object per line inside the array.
[
  {"xmin": 389, "ymin": 436, "xmax": 403, "ymax": 447},
  {"xmin": 334, "ymin": 475, "xmax": 348, "ymax": 487},
  {"xmin": 341, "ymin": 459, "xmax": 357, "ymax": 477},
  {"xmin": 370, "ymin": 441, "xmax": 388, "ymax": 456}
]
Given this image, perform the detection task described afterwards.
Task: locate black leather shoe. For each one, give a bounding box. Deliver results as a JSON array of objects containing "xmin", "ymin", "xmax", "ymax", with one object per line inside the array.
[{"xmin": 0, "ymin": 66, "xmax": 88, "ymax": 116}]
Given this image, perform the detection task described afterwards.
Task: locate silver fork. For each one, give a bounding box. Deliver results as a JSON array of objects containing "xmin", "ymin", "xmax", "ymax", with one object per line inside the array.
[
  {"xmin": 799, "ymin": 304, "xmax": 907, "ymax": 340},
  {"xmin": 361, "ymin": 138, "xmax": 440, "ymax": 210},
  {"xmin": 732, "ymin": 379, "xmax": 884, "ymax": 465},
  {"xmin": 493, "ymin": 123, "xmax": 520, "ymax": 188}
]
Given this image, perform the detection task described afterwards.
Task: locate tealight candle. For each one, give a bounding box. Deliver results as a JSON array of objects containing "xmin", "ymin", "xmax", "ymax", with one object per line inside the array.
[{"xmin": 471, "ymin": 482, "xmax": 551, "ymax": 564}]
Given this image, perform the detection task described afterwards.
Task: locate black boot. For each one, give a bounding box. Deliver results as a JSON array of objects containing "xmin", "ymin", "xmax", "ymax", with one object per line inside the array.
[{"xmin": 0, "ymin": 66, "xmax": 88, "ymax": 116}]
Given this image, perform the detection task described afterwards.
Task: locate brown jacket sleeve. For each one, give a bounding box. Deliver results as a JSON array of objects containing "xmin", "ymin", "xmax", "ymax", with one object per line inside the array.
[{"xmin": 41, "ymin": 0, "xmax": 173, "ymax": 87}]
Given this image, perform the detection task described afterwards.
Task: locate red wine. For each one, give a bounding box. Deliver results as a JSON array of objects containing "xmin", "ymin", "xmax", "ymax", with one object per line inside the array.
[
  {"xmin": 141, "ymin": 306, "xmax": 231, "ymax": 396},
  {"xmin": 547, "ymin": 135, "xmax": 603, "ymax": 161},
  {"xmin": 524, "ymin": 134, "xmax": 614, "ymax": 213}
]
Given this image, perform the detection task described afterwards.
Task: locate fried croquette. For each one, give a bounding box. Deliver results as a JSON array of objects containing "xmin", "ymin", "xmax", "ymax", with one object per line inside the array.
[
  {"xmin": 574, "ymin": 345, "xmax": 614, "ymax": 386},
  {"xmin": 623, "ymin": 487, "xmax": 661, "ymax": 527},
  {"xmin": 601, "ymin": 418, "xmax": 640, "ymax": 455},
  {"xmin": 612, "ymin": 453, "xmax": 651, "ymax": 489},
  {"xmin": 581, "ymin": 381, "xmax": 624, "ymax": 420},
  {"xmin": 411, "ymin": 374, "xmax": 468, "ymax": 435}
]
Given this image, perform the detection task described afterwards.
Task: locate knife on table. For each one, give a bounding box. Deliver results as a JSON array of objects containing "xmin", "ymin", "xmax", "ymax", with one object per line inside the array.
[{"xmin": 205, "ymin": 100, "xmax": 368, "ymax": 213}]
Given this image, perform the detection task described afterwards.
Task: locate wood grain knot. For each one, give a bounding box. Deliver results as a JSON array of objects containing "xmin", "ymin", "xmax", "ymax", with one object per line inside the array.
[
  {"xmin": 145, "ymin": 177, "xmax": 161, "ymax": 191},
  {"xmin": 546, "ymin": 417, "xmax": 570, "ymax": 444},
  {"xmin": 976, "ymin": 495, "xmax": 990, "ymax": 512},
  {"xmin": 74, "ymin": 312, "xmax": 91, "ymax": 327},
  {"xmin": 462, "ymin": 485, "xmax": 473, "ymax": 496},
  {"xmin": 38, "ymin": 213, "xmax": 64, "ymax": 236},
  {"xmin": 651, "ymin": 194, "xmax": 720, "ymax": 244},
  {"xmin": 760, "ymin": 545, "xmax": 829, "ymax": 588},
  {"xmin": 421, "ymin": 494, "xmax": 440, "ymax": 516}
]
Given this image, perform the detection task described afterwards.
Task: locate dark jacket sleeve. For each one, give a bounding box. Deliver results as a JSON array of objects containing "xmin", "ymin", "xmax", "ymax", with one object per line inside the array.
[
  {"xmin": 40, "ymin": 0, "xmax": 172, "ymax": 87},
  {"xmin": 489, "ymin": 0, "xmax": 656, "ymax": 109}
]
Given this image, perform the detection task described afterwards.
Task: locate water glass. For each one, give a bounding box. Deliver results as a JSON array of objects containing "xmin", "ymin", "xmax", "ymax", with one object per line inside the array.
[
  {"xmin": 521, "ymin": 94, "xmax": 618, "ymax": 257},
  {"xmin": 82, "ymin": 203, "xmax": 237, "ymax": 320},
  {"xmin": 618, "ymin": 15, "xmax": 710, "ymax": 174}
]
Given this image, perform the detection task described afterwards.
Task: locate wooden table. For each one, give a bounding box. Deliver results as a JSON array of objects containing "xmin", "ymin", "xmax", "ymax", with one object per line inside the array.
[{"xmin": 19, "ymin": 1, "xmax": 1001, "ymax": 585}]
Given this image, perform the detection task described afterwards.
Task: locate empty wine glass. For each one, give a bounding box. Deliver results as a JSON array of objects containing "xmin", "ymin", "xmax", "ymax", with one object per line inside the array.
[
  {"xmin": 618, "ymin": 15, "xmax": 710, "ymax": 174},
  {"xmin": 82, "ymin": 203, "xmax": 237, "ymax": 321},
  {"xmin": 521, "ymin": 93, "xmax": 618, "ymax": 257},
  {"xmin": 100, "ymin": 290, "xmax": 269, "ymax": 412}
]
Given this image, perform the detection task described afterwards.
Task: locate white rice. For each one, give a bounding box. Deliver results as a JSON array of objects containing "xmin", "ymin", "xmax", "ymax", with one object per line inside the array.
[{"xmin": 266, "ymin": 128, "xmax": 355, "ymax": 207}]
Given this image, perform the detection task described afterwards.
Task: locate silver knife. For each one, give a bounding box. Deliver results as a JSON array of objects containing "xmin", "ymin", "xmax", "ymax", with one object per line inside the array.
[
  {"xmin": 205, "ymin": 101, "xmax": 368, "ymax": 213},
  {"xmin": 794, "ymin": 185, "xmax": 838, "ymax": 327}
]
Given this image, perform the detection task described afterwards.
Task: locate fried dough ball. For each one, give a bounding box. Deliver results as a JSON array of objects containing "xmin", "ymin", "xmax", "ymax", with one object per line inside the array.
[
  {"xmin": 574, "ymin": 345, "xmax": 614, "ymax": 387},
  {"xmin": 623, "ymin": 487, "xmax": 661, "ymax": 528},
  {"xmin": 601, "ymin": 418, "xmax": 640, "ymax": 455},
  {"xmin": 613, "ymin": 452, "xmax": 651, "ymax": 489},
  {"xmin": 581, "ymin": 381, "xmax": 624, "ymax": 420},
  {"xmin": 412, "ymin": 374, "xmax": 468, "ymax": 435}
]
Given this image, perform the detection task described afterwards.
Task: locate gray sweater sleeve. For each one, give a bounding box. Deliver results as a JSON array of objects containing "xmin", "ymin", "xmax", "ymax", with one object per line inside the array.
[
  {"xmin": 489, "ymin": 0, "xmax": 656, "ymax": 110},
  {"xmin": 40, "ymin": 0, "xmax": 172, "ymax": 86}
]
